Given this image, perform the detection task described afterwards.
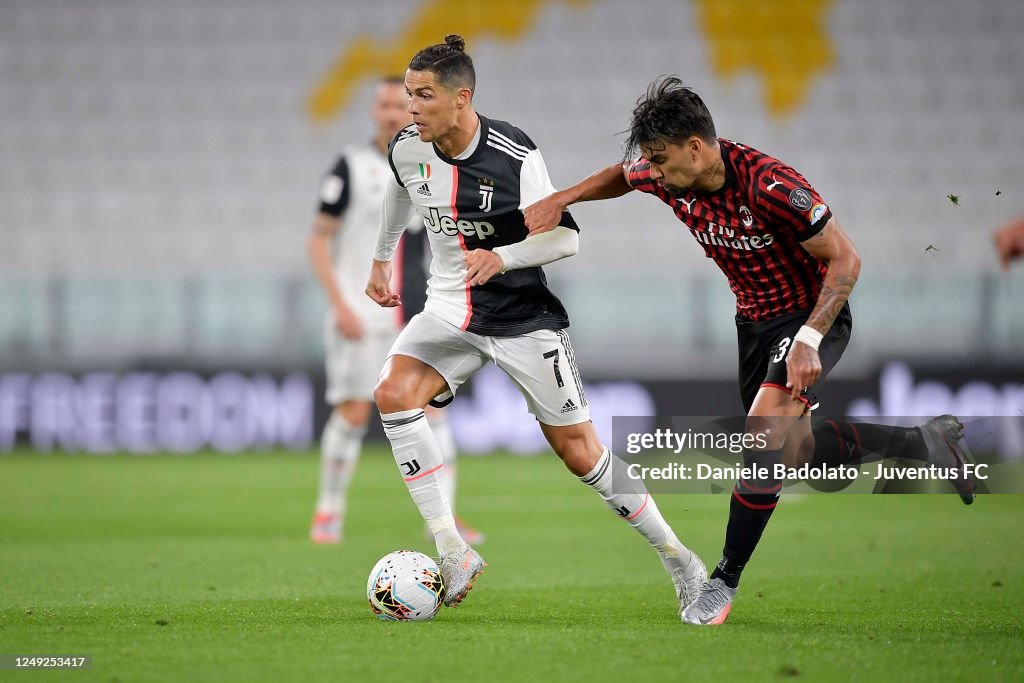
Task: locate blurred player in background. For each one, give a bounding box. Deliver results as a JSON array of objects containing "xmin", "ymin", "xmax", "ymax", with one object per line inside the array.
[
  {"xmin": 993, "ymin": 215, "xmax": 1024, "ymax": 269},
  {"xmin": 308, "ymin": 76, "xmax": 482, "ymax": 545},
  {"xmin": 526, "ymin": 77, "xmax": 975, "ymax": 625},
  {"xmin": 367, "ymin": 36, "xmax": 707, "ymax": 615}
]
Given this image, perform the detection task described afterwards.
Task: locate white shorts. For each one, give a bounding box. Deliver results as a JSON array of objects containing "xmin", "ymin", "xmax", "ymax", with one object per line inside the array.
[
  {"xmin": 324, "ymin": 319, "xmax": 397, "ymax": 405},
  {"xmin": 387, "ymin": 311, "xmax": 590, "ymax": 427}
]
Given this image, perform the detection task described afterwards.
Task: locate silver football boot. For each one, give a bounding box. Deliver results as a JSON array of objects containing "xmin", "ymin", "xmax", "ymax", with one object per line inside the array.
[
  {"xmin": 439, "ymin": 546, "xmax": 486, "ymax": 607},
  {"xmin": 681, "ymin": 578, "xmax": 737, "ymax": 626}
]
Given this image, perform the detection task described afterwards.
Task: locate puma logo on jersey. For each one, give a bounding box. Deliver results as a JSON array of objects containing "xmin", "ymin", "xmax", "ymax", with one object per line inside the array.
[
  {"xmin": 766, "ymin": 176, "xmax": 783, "ymax": 192},
  {"xmin": 424, "ymin": 207, "xmax": 496, "ymax": 240},
  {"xmin": 679, "ymin": 197, "xmax": 696, "ymax": 213}
]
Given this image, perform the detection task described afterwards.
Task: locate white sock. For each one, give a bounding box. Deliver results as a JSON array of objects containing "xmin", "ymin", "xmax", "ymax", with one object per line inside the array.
[
  {"xmin": 579, "ymin": 449, "xmax": 697, "ymax": 576},
  {"xmin": 381, "ymin": 409, "xmax": 466, "ymax": 556},
  {"xmin": 427, "ymin": 412, "xmax": 457, "ymax": 514},
  {"xmin": 315, "ymin": 412, "xmax": 366, "ymax": 516}
]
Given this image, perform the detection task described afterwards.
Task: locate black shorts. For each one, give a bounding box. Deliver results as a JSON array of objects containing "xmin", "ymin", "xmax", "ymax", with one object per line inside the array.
[{"xmin": 736, "ymin": 303, "xmax": 852, "ymax": 414}]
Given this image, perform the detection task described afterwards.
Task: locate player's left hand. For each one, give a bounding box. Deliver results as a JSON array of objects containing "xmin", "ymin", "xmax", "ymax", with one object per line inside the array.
[
  {"xmin": 785, "ymin": 342, "xmax": 822, "ymax": 400},
  {"xmin": 463, "ymin": 249, "xmax": 504, "ymax": 286}
]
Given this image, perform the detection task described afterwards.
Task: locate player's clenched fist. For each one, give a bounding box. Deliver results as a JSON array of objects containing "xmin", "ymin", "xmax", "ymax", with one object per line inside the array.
[
  {"xmin": 785, "ymin": 342, "xmax": 822, "ymax": 401},
  {"xmin": 365, "ymin": 259, "xmax": 401, "ymax": 307},
  {"xmin": 463, "ymin": 249, "xmax": 505, "ymax": 286}
]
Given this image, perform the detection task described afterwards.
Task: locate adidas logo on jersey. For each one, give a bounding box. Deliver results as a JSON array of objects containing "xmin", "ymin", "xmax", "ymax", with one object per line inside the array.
[
  {"xmin": 560, "ymin": 398, "xmax": 578, "ymax": 414},
  {"xmin": 417, "ymin": 183, "xmax": 432, "ymax": 197},
  {"xmin": 424, "ymin": 207, "xmax": 496, "ymax": 240}
]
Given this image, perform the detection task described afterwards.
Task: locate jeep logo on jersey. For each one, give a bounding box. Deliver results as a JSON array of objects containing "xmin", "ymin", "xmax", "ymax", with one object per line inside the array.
[{"xmin": 424, "ymin": 207, "xmax": 496, "ymax": 240}]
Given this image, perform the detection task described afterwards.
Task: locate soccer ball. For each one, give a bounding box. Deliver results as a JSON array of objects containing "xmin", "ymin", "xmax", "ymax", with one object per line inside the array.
[{"xmin": 367, "ymin": 550, "xmax": 445, "ymax": 621}]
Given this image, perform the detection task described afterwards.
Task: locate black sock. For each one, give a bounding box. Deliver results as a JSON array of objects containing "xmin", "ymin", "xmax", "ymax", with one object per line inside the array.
[
  {"xmin": 710, "ymin": 556, "xmax": 745, "ymax": 589},
  {"xmin": 711, "ymin": 447, "xmax": 783, "ymax": 589},
  {"xmin": 810, "ymin": 419, "xmax": 927, "ymax": 468}
]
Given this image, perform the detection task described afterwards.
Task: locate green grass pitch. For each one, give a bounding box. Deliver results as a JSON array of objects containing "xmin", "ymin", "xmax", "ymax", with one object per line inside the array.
[{"xmin": 1, "ymin": 449, "xmax": 1022, "ymax": 682}]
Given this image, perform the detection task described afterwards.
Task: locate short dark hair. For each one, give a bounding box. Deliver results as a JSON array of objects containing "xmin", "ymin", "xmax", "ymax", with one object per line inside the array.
[
  {"xmin": 408, "ymin": 34, "xmax": 476, "ymax": 94},
  {"xmin": 625, "ymin": 76, "xmax": 716, "ymax": 159}
]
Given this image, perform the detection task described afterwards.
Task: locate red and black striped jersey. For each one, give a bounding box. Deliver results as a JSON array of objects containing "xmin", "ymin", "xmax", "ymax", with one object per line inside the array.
[{"xmin": 626, "ymin": 139, "xmax": 832, "ymax": 322}]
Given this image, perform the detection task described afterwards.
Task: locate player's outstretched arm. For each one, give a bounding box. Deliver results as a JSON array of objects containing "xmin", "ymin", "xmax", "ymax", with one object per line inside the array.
[
  {"xmin": 524, "ymin": 163, "xmax": 633, "ymax": 236},
  {"xmin": 993, "ymin": 215, "xmax": 1024, "ymax": 271},
  {"xmin": 785, "ymin": 218, "xmax": 861, "ymax": 399}
]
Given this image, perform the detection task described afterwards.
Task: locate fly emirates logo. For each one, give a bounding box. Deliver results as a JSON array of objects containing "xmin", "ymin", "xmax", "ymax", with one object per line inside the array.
[
  {"xmin": 424, "ymin": 207, "xmax": 496, "ymax": 241},
  {"xmin": 689, "ymin": 219, "xmax": 774, "ymax": 252}
]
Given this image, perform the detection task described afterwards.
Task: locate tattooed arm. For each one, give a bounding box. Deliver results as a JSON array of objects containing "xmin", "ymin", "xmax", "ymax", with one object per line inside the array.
[
  {"xmin": 801, "ymin": 218, "xmax": 861, "ymax": 334},
  {"xmin": 784, "ymin": 218, "xmax": 861, "ymax": 399}
]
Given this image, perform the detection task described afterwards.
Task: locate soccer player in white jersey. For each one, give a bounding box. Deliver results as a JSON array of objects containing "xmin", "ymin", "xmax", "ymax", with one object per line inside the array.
[
  {"xmin": 308, "ymin": 76, "xmax": 482, "ymax": 545},
  {"xmin": 365, "ymin": 35, "xmax": 707, "ymax": 617}
]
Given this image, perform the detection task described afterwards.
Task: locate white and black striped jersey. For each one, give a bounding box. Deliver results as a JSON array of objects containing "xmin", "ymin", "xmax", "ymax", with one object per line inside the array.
[
  {"xmin": 318, "ymin": 145, "xmax": 404, "ymax": 332},
  {"xmin": 387, "ymin": 115, "xmax": 579, "ymax": 337}
]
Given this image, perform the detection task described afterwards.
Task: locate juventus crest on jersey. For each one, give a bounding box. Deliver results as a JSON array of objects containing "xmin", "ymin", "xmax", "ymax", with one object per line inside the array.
[{"xmin": 388, "ymin": 115, "xmax": 579, "ymax": 337}]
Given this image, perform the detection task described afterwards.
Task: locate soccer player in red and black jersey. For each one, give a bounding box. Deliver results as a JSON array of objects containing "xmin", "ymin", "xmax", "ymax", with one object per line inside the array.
[{"xmin": 525, "ymin": 77, "xmax": 976, "ymax": 625}]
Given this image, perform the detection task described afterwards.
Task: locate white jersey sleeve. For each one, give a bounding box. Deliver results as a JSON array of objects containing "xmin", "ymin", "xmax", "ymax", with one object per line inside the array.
[
  {"xmin": 374, "ymin": 175, "xmax": 416, "ymax": 262},
  {"xmin": 518, "ymin": 148, "xmax": 580, "ymax": 233},
  {"xmin": 518, "ymin": 149, "xmax": 557, "ymax": 210}
]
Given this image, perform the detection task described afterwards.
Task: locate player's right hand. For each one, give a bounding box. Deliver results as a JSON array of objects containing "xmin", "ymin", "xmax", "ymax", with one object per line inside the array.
[
  {"xmin": 365, "ymin": 260, "xmax": 401, "ymax": 308},
  {"xmin": 334, "ymin": 305, "xmax": 365, "ymax": 340},
  {"xmin": 524, "ymin": 192, "xmax": 567, "ymax": 237}
]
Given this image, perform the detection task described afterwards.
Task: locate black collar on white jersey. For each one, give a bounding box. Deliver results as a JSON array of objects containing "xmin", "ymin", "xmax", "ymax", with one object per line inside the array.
[{"xmin": 431, "ymin": 114, "xmax": 490, "ymax": 167}]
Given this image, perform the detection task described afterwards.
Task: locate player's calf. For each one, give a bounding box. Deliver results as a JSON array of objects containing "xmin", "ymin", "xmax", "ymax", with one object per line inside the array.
[{"xmin": 551, "ymin": 424, "xmax": 705, "ymax": 617}]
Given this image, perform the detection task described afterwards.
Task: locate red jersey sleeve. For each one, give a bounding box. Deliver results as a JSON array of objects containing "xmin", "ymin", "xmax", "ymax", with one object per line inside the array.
[
  {"xmin": 753, "ymin": 163, "xmax": 832, "ymax": 242},
  {"xmin": 625, "ymin": 158, "xmax": 658, "ymax": 194}
]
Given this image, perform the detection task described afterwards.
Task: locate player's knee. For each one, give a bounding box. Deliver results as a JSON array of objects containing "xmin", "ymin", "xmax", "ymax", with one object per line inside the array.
[
  {"xmin": 373, "ymin": 377, "xmax": 413, "ymax": 414},
  {"xmin": 547, "ymin": 426, "xmax": 603, "ymax": 476},
  {"xmin": 744, "ymin": 413, "xmax": 792, "ymax": 451}
]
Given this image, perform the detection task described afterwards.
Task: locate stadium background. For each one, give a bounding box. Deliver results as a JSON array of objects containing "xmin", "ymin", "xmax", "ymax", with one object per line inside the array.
[
  {"xmin": 2, "ymin": 1, "xmax": 1024, "ymax": 458},
  {"xmin": 1, "ymin": 2, "xmax": 1023, "ymax": 680},
  {"xmin": 2, "ymin": 0, "xmax": 1023, "ymax": 458}
]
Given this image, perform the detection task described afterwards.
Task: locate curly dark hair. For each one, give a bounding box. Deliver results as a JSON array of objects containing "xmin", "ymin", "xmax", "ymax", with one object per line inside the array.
[
  {"xmin": 408, "ymin": 34, "xmax": 476, "ymax": 93},
  {"xmin": 624, "ymin": 76, "xmax": 716, "ymax": 159}
]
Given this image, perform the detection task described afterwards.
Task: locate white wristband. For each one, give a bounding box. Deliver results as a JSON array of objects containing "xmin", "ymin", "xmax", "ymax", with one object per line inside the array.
[{"xmin": 793, "ymin": 325, "xmax": 823, "ymax": 351}]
